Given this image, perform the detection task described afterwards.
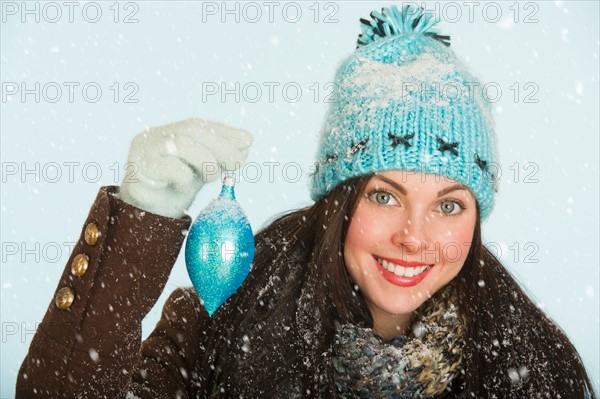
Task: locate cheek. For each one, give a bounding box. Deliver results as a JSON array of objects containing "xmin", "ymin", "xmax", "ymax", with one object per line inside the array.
[
  {"xmin": 344, "ymin": 208, "xmax": 378, "ymax": 273},
  {"xmin": 345, "ymin": 204, "xmax": 392, "ymax": 251},
  {"xmin": 343, "ymin": 222, "xmax": 365, "ymax": 272},
  {"xmin": 435, "ymin": 223, "xmax": 475, "ymax": 265}
]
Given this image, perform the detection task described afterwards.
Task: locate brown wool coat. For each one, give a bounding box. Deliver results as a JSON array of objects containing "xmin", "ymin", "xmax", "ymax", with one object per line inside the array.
[{"xmin": 16, "ymin": 186, "xmax": 213, "ymax": 398}]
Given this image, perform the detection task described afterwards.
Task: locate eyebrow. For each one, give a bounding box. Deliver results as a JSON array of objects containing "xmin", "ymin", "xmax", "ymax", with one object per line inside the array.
[{"xmin": 372, "ymin": 175, "xmax": 468, "ymax": 197}]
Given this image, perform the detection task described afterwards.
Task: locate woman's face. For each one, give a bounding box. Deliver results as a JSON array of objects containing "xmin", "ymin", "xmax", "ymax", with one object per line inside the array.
[{"xmin": 344, "ymin": 171, "xmax": 477, "ymax": 335}]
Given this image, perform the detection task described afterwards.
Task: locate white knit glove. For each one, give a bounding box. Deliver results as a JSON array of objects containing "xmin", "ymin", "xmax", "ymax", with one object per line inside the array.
[{"xmin": 117, "ymin": 118, "xmax": 253, "ymax": 218}]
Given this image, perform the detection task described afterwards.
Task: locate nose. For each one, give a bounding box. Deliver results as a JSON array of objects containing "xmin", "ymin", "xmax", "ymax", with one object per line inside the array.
[{"xmin": 391, "ymin": 212, "xmax": 433, "ymax": 256}]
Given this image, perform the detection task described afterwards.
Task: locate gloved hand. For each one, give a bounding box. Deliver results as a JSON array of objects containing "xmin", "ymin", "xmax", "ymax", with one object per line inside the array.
[{"xmin": 117, "ymin": 118, "xmax": 253, "ymax": 218}]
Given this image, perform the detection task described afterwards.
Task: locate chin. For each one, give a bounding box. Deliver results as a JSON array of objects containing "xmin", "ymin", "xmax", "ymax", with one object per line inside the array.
[
  {"xmin": 364, "ymin": 267, "xmax": 454, "ymax": 319},
  {"xmin": 371, "ymin": 288, "xmax": 431, "ymax": 315}
]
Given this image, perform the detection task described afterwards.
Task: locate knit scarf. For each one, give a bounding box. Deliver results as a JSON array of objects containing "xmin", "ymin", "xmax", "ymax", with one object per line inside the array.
[{"xmin": 332, "ymin": 288, "xmax": 465, "ymax": 398}]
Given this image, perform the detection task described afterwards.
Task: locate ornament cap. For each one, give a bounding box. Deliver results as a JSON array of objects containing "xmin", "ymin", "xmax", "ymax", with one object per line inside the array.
[{"xmin": 220, "ymin": 173, "xmax": 236, "ymax": 200}]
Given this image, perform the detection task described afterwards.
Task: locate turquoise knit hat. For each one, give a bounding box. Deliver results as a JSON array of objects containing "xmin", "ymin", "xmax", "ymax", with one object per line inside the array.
[{"xmin": 310, "ymin": 5, "xmax": 499, "ymax": 220}]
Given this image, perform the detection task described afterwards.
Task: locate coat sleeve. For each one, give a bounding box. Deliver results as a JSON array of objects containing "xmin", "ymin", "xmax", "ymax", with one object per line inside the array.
[
  {"xmin": 124, "ymin": 286, "xmax": 213, "ymax": 398},
  {"xmin": 15, "ymin": 186, "xmax": 211, "ymax": 398}
]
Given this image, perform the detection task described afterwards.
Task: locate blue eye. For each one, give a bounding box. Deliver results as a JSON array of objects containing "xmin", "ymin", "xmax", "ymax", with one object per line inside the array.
[
  {"xmin": 439, "ymin": 199, "xmax": 464, "ymax": 215},
  {"xmin": 368, "ymin": 190, "xmax": 398, "ymax": 206}
]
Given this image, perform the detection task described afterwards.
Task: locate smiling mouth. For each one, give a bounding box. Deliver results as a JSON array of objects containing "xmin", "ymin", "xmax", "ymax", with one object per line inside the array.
[{"xmin": 374, "ymin": 256, "xmax": 433, "ymax": 278}]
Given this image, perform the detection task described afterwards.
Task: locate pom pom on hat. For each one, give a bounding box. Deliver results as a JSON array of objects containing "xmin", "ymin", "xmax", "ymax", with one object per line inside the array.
[{"xmin": 357, "ymin": 5, "xmax": 450, "ymax": 48}]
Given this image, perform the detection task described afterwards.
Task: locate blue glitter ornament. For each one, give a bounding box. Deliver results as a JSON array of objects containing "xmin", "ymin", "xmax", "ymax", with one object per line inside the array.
[{"xmin": 185, "ymin": 174, "xmax": 254, "ymax": 316}]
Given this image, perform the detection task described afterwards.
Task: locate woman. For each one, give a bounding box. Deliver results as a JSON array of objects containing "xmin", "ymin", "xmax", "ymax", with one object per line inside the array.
[{"xmin": 16, "ymin": 5, "xmax": 596, "ymax": 398}]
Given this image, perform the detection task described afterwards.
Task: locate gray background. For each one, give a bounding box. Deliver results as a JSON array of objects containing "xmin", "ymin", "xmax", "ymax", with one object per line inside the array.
[{"xmin": 1, "ymin": 1, "xmax": 598, "ymax": 396}]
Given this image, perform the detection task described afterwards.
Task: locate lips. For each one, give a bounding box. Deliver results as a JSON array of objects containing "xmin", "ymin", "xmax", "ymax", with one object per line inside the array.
[{"xmin": 373, "ymin": 255, "xmax": 433, "ymax": 287}]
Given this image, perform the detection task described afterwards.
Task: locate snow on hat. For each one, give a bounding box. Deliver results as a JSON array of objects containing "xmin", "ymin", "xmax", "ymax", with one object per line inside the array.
[{"xmin": 309, "ymin": 4, "xmax": 499, "ymax": 220}]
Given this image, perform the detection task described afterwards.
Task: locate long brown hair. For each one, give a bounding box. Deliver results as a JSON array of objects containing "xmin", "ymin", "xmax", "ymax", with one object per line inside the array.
[{"xmin": 206, "ymin": 175, "xmax": 596, "ymax": 398}]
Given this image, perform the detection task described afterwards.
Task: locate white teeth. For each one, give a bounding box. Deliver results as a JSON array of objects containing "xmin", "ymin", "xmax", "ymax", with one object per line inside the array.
[
  {"xmin": 377, "ymin": 257, "xmax": 431, "ymax": 278},
  {"xmin": 382, "ymin": 260, "xmax": 394, "ymax": 273}
]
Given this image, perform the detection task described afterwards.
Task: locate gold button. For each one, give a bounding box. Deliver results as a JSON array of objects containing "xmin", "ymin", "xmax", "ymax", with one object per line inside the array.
[
  {"xmin": 84, "ymin": 222, "xmax": 100, "ymax": 246},
  {"xmin": 55, "ymin": 287, "xmax": 75, "ymax": 310},
  {"xmin": 71, "ymin": 254, "xmax": 89, "ymax": 276}
]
